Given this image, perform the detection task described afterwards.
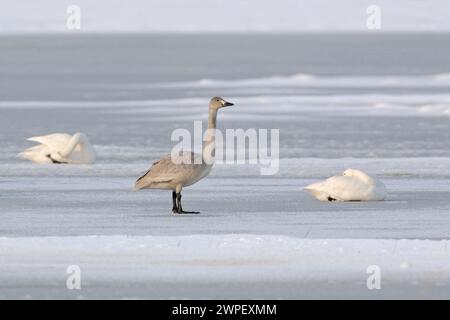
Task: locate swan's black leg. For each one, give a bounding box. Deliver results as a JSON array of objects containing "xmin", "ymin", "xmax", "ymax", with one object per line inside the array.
[
  {"xmin": 175, "ymin": 192, "xmax": 199, "ymax": 214},
  {"xmin": 176, "ymin": 192, "xmax": 183, "ymax": 213},
  {"xmin": 172, "ymin": 191, "xmax": 178, "ymax": 213}
]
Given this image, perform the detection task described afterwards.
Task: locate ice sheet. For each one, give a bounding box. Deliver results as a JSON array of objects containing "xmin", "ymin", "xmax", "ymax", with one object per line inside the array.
[{"xmin": 0, "ymin": 34, "xmax": 449, "ymax": 299}]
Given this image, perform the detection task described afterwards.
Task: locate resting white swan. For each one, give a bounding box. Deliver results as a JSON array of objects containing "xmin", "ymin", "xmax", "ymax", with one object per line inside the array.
[
  {"xmin": 134, "ymin": 97, "xmax": 233, "ymax": 214},
  {"xmin": 304, "ymin": 169, "xmax": 387, "ymax": 202},
  {"xmin": 20, "ymin": 132, "xmax": 96, "ymax": 164}
]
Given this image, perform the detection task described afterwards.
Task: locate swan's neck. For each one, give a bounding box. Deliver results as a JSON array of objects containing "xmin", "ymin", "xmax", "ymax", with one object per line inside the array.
[
  {"xmin": 60, "ymin": 133, "xmax": 93, "ymax": 158},
  {"xmin": 202, "ymin": 107, "xmax": 218, "ymax": 164}
]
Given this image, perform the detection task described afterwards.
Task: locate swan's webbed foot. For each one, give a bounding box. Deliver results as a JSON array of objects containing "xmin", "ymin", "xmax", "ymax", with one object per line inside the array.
[
  {"xmin": 172, "ymin": 192, "xmax": 200, "ymax": 214},
  {"xmin": 327, "ymin": 196, "xmax": 336, "ymax": 202},
  {"xmin": 174, "ymin": 204, "xmax": 200, "ymax": 214},
  {"xmin": 178, "ymin": 210, "xmax": 200, "ymax": 215}
]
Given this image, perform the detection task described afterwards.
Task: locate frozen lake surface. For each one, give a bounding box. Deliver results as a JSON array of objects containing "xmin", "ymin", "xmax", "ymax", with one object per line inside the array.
[{"xmin": 0, "ymin": 34, "xmax": 449, "ymax": 299}]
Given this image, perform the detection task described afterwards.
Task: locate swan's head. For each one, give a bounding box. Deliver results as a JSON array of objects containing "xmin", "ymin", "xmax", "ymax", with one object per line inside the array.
[
  {"xmin": 342, "ymin": 168, "xmax": 374, "ymax": 183},
  {"xmin": 342, "ymin": 168, "xmax": 365, "ymax": 177},
  {"xmin": 209, "ymin": 97, "xmax": 234, "ymax": 110},
  {"xmin": 72, "ymin": 132, "xmax": 91, "ymax": 145}
]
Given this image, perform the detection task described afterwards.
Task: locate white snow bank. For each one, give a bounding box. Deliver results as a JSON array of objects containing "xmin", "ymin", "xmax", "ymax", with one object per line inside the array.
[
  {"xmin": 141, "ymin": 73, "xmax": 450, "ymax": 89},
  {"xmin": 1, "ymin": 0, "xmax": 450, "ymax": 33},
  {"xmin": 1, "ymin": 235, "xmax": 450, "ymax": 298},
  {"xmin": 3, "ymin": 71, "xmax": 450, "ymax": 119},
  {"xmin": 1, "ymin": 96, "xmax": 450, "ymax": 119}
]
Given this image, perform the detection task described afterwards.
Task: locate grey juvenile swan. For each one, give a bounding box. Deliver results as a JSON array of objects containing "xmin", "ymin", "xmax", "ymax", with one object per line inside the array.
[{"xmin": 134, "ymin": 97, "xmax": 233, "ymax": 214}]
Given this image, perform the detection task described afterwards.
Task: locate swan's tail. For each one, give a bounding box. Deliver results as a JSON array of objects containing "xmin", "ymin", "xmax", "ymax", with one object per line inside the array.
[
  {"xmin": 17, "ymin": 151, "xmax": 26, "ymax": 160},
  {"xmin": 133, "ymin": 178, "xmax": 147, "ymax": 191},
  {"xmin": 304, "ymin": 183, "xmax": 334, "ymax": 202},
  {"xmin": 132, "ymin": 183, "xmax": 142, "ymax": 192},
  {"xmin": 18, "ymin": 145, "xmax": 54, "ymax": 164},
  {"xmin": 304, "ymin": 182, "xmax": 321, "ymax": 192},
  {"xmin": 133, "ymin": 169, "xmax": 150, "ymax": 191}
]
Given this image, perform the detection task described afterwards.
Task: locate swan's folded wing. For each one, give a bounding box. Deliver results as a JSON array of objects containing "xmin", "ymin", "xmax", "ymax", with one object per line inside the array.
[
  {"xmin": 305, "ymin": 176, "xmax": 368, "ymax": 201},
  {"xmin": 133, "ymin": 152, "xmax": 203, "ymax": 191},
  {"xmin": 134, "ymin": 156, "xmax": 176, "ymax": 190},
  {"xmin": 27, "ymin": 133, "xmax": 72, "ymax": 150},
  {"xmin": 330, "ymin": 176, "xmax": 372, "ymax": 200}
]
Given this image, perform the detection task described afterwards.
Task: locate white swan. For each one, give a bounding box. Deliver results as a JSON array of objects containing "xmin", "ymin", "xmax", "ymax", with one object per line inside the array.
[
  {"xmin": 20, "ymin": 132, "xmax": 96, "ymax": 164},
  {"xmin": 304, "ymin": 169, "xmax": 387, "ymax": 202},
  {"xmin": 134, "ymin": 97, "xmax": 233, "ymax": 214}
]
